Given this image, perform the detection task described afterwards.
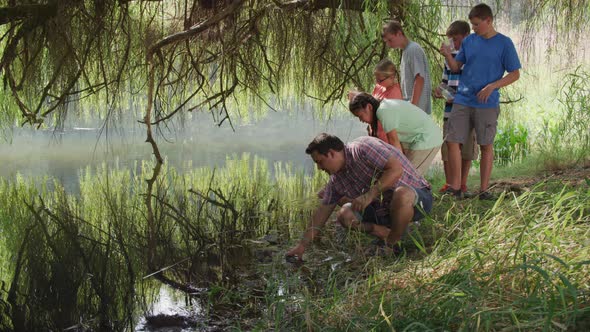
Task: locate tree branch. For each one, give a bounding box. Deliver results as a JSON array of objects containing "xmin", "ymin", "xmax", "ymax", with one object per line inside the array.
[
  {"xmin": 0, "ymin": 4, "xmax": 57, "ymax": 26},
  {"xmin": 148, "ymin": 0, "xmax": 245, "ymax": 57},
  {"xmin": 274, "ymin": 0, "xmax": 383, "ymax": 11}
]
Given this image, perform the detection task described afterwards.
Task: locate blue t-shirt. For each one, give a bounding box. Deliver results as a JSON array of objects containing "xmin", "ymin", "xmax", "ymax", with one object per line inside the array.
[{"xmin": 454, "ymin": 33, "xmax": 521, "ymax": 108}]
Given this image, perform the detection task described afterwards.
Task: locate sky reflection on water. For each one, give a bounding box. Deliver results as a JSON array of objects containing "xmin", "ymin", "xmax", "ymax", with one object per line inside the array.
[{"xmin": 0, "ymin": 107, "xmax": 366, "ymax": 192}]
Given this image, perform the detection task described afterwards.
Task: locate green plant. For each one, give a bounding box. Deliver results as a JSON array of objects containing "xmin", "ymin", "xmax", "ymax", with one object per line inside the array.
[
  {"xmin": 538, "ymin": 66, "xmax": 590, "ymax": 166},
  {"xmin": 494, "ymin": 123, "xmax": 530, "ymax": 166}
]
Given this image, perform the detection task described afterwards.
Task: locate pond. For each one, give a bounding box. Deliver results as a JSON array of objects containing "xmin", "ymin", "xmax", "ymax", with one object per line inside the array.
[
  {"xmin": 0, "ymin": 108, "xmax": 365, "ymax": 193},
  {"xmin": 0, "ymin": 106, "xmax": 368, "ymax": 331}
]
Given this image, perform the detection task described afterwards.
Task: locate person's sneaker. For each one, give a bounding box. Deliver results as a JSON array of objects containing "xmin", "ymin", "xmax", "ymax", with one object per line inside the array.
[
  {"xmin": 478, "ymin": 191, "xmax": 495, "ymax": 201},
  {"xmin": 463, "ymin": 191, "xmax": 476, "ymax": 199},
  {"xmin": 439, "ymin": 183, "xmax": 450, "ymax": 193},
  {"xmin": 442, "ymin": 187, "xmax": 464, "ymax": 199}
]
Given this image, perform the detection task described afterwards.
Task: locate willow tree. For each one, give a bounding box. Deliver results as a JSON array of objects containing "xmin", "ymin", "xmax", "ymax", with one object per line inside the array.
[
  {"xmin": 1, "ymin": 0, "xmax": 589, "ymax": 125},
  {"xmin": 0, "ymin": 0, "xmax": 588, "ymax": 288}
]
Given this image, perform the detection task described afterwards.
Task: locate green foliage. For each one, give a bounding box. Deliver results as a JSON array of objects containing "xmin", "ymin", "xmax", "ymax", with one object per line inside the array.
[
  {"xmin": 538, "ymin": 66, "xmax": 590, "ymax": 166},
  {"xmin": 494, "ymin": 123, "xmax": 530, "ymax": 166}
]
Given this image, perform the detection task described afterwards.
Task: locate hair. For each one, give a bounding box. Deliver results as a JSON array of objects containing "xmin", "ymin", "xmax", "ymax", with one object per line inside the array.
[
  {"xmin": 382, "ymin": 20, "xmax": 404, "ymax": 36},
  {"xmin": 469, "ymin": 3, "xmax": 493, "ymax": 20},
  {"xmin": 374, "ymin": 59, "xmax": 398, "ymax": 81},
  {"xmin": 348, "ymin": 92, "xmax": 381, "ymax": 138},
  {"xmin": 446, "ymin": 20, "xmax": 470, "ymax": 36},
  {"xmin": 305, "ymin": 133, "xmax": 345, "ymax": 155}
]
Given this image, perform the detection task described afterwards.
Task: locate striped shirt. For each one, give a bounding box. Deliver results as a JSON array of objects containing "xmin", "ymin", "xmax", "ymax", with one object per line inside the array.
[
  {"xmin": 321, "ymin": 136, "xmax": 430, "ymax": 215},
  {"xmin": 442, "ymin": 51, "xmax": 462, "ymax": 117}
]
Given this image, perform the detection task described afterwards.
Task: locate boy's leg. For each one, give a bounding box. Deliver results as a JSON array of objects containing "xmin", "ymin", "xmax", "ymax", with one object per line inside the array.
[
  {"xmin": 447, "ymin": 143, "xmax": 462, "ymax": 190},
  {"xmin": 474, "ymin": 107, "xmax": 500, "ymax": 192},
  {"xmin": 441, "ymin": 119, "xmax": 451, "ymax": 190},
  {"xmin": 446, "ymin": 104, "xmax": 472, "ymax": 190},
  {"xmin": 479, "ymin": 144, "xmax": 494, "ymax": 191},
  {"xmin": 460, "ymin": 159, "xmax": 472, "ymax": 191},
  {"xmin": 459, "ymin": 128, "xmax": 478, "ymax": 190}
]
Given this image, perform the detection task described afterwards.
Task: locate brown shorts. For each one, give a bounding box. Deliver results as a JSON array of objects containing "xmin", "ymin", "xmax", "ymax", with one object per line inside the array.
[
  {"xmin": 446, "ymin": 104, "xmax": 500, "ymax": 146},
  {"xmin": 441, "ymin": 119, "xmax": 479, "ymax": 161},
  {"xmin": 401, "ymin": 143, "xmax": 441, "ymax": 175}
]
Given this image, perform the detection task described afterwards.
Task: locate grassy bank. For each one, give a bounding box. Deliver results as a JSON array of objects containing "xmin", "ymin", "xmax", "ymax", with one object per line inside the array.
[{"xmin": 273, "ymin": 166, "xmax": 590, "ymax": 331}]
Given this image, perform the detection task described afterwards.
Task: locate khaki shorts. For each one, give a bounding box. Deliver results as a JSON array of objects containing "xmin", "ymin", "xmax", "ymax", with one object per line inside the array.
[
  {"xmin": 441, "ymin": 119, "xmax": 479, "ymax": 161},
  {"xmin": 447, "ymin": 104, "xmax": 500, "ymax": 146},
  {"xmin": 401, "ymin": 142, "xmax": 440, "ymax": 175}
]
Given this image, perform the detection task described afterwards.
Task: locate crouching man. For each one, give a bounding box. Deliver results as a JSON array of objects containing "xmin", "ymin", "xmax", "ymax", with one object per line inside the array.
[{"xmin": 286, "ymin": 133, "xmax": 433, "ymax": 260}]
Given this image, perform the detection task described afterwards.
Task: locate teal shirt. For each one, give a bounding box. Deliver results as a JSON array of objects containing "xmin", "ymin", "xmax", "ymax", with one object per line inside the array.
[{"xmin": 376, "ymin": 99, "xmax": 442, "ymax": 150}]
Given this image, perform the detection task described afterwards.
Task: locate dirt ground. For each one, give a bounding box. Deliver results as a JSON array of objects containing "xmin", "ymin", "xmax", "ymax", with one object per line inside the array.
[{"xmin": 488, "ymin": 163, "xmax": 590, "ymax": 195}]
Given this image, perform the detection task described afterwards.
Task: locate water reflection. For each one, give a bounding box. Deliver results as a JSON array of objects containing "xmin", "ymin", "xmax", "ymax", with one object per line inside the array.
[
  {"xmin": 0, "ymin": 108, "xmax": 365, "ymax": 193},
  {"xmin": 0, "ymin": 106, "xmax": 365, "ymax": 331},
  {"xmin": 135, "ymin": 286, "xmax": 202, "ymax": 332}
]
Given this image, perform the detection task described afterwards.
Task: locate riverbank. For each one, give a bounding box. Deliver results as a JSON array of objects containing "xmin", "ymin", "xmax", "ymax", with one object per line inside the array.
[{"xmin": 258, "ymin": 162, "xmax": 590, "ymax": 331}]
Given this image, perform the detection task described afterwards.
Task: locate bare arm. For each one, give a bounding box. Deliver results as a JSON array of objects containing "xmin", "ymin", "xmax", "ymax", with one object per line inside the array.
[
  {"xmin": 286, "ymin": 203, "xmax": 336, "ymax": 259},
  {"xmin": 351, "ymin": 155, "xmax": 403, "ymax": 211},
  {"xmin": 386, "ymin": 129, "xmax": 402, "ymax": 151},
  {"xmin": 477, "ymin": 69, "xmax": 520, "ymax": 103},
  {"xmin": 411, "ymin": 74, "xmax": 424, "ymax": 106}
]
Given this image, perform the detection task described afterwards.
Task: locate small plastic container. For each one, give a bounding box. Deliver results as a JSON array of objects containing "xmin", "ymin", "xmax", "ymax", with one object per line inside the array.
[
  {"xmin": 438, "ymin": 83, "xmax": 455, "ymax": 102},
  {"xmin": 447, "ymin": 38, "xmax": 456, "ymax": 52}
]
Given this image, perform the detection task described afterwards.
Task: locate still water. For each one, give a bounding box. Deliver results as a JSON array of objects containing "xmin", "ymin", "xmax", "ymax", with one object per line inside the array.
[
  {"xmin": 0, "ymin": 107, "xmax": 366, "ymax": 192},
  {"xmin": 0, "ymin": 105, "xmax": 367, "ymax": 331}
]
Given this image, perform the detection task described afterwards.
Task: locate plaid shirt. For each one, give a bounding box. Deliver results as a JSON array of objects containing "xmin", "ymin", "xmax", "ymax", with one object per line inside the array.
[{"xmin": 321, "ymin": 136, "xmax": 430, "ymax": 215}]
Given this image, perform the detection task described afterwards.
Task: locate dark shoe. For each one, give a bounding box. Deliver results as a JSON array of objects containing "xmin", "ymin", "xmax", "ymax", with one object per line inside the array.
[
  {"xmin": 442, "ymin": 187, "xmax": 464, "ymax": 199},
  {"xmin": 478, "ymin": 191, "xmax": 495, "ymax": 201},
  {"xmin": 463, "ymin": 191, "xmax": 476, "ymax": 199}
]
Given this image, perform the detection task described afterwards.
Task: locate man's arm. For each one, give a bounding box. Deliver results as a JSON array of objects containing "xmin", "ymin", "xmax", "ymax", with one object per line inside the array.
[
  {"xmin": 351, "ymin": 155, "xmax": 403, "ymax": 212},
  {"xmin": 477, "ymin": 69, "xmax": 520, "ymax": 103},
  {"xmin": 286, "ymin": 203, "xmax": 336, "ymax": 259},
  {"xmin": 411, "ymin": 74, "xmax": 424, "ymax": 107}
]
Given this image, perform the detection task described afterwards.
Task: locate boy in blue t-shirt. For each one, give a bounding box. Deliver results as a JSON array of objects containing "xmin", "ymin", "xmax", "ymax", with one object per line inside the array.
[{"xmin": 440, "ymin": 3, "xmax": 521, "ymax": 200}]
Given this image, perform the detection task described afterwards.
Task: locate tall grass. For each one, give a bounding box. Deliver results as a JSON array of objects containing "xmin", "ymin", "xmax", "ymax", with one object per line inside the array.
[
  {"xmin": 537, "ymin": 67, "xmax": 590, "ymax": 167},
  {"xmin": 282, "ymin": 183, "xmax": 590, "ymax": 330},
  {"xmin": 0, "ymin": 154, "xmax": 322, "ymax": 330}
]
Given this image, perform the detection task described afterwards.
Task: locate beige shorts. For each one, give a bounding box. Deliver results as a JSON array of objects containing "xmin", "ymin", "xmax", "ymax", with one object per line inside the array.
[
  {"xmin": 402, "ymin": 143, "xmax": 441, "ymax": 175},
  {"xmin": 441, "ymin": 119, "xmax": 479, "ymax": 161},
  {"xmin": 447, "ymin": 104, "xmax": 500, "ymax": 146}
]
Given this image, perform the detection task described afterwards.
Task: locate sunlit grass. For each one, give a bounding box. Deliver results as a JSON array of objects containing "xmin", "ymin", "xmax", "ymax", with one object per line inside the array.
[{"xmin": 280, "ymin": 183, "xmax": 590, "ymax": 330}]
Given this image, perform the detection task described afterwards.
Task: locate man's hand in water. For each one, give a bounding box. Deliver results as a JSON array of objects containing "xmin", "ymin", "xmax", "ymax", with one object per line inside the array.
[{"xmin": 286, "ymin": 243, "xmax": 305, "ymax": 261}]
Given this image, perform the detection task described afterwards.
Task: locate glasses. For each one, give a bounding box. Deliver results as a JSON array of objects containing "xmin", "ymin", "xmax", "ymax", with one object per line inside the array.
[{"xmin": 375, "ymin": 76, "xmax": 392, "ymax": 84}]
